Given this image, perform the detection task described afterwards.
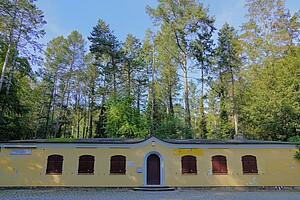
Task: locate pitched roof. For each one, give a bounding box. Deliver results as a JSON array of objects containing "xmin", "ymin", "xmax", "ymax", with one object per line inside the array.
[{"xmin": 1, "ymin": 135, "xmax": 298, "ymax": 145}]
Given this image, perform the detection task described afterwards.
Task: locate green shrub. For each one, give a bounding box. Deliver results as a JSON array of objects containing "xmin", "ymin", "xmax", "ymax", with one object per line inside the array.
[{"xmin": 289, "ymin": 136, "xmax": 300, "ymax": 160}]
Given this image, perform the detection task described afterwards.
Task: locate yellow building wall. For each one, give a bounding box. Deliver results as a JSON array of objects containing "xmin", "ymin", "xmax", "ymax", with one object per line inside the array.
[{"xmin": 0, "ymin": 142, "xmax": 299, "ymax": 187}]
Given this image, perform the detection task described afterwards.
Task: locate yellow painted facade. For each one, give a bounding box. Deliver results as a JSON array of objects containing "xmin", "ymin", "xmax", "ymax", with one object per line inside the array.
[{"xmin": 0, "ymin": 136, "xmax": 299, "ymax": 187}]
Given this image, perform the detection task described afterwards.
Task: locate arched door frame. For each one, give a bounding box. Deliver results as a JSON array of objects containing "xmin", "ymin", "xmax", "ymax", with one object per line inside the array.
[{"xmin": 143, "ymin": 150, "xmax": 165, "ymax": 186}]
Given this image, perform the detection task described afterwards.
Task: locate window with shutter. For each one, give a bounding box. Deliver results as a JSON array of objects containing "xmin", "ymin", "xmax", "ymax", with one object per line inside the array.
[
  {"xmin": 78, "ymin": 155, "xmax": 95, "ymax": 174},
  {"xmin": 46, "ymin": 155, "xmax": 63, "ymax": 174},
  {"xmin": 110, "ymin": 155, "xmax": 126, "ymax": 174},
  {"xmin": 212, "ymin": 155, "xmax": 228, "ymax": 174},
  {"xmin": 242, "ymin": 155, "xmax": 258, "ymax": 174},
  {"xmin": 181, "ymin": 155, "xmax": 197, "ymax": 174}
]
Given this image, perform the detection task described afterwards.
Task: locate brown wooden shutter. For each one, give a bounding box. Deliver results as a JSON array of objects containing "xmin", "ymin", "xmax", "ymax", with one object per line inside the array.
[
  {"xmin": 212, "ymin": 155, "xmax": 227, "ymax": 174},
  {"xmin": 110, "ymin": 155, "xmax": 126, "ymax": 174},
  {"xmin": 78, "ymin": 155, "xmax": 95, "ymax": 174},
  {"xmin": 181, "ymin": 156, "xmax": 197, "ymax": 174},
  {"xmin": 46, "ymin": 155, "xmax": 63, "ymax": 174},
  {"xmin": 242, "ymin": 155, "xmax": 258, "ymax": 174}
]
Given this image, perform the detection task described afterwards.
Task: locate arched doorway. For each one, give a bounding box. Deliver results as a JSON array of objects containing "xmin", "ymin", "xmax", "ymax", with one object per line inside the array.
[{"xmin": 147, "ymin": 154, "xmax": 160, "ymax": 185}]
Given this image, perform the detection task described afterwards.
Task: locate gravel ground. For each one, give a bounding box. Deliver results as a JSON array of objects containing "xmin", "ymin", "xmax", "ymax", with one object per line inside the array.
[{"xmin": 0, "ymin": 188, "xmax": 299, "ymax": 200}]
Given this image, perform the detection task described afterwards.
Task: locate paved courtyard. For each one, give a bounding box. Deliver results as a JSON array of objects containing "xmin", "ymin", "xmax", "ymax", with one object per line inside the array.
[{"xmin": 0, "ymin": 188, "xmax": 299, "ymax": 200}]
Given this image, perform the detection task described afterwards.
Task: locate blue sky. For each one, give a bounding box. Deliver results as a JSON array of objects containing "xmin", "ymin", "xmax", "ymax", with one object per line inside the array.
[{"xmin": 36, "ymin": 0, "xmax": 300, "ymax": 46}]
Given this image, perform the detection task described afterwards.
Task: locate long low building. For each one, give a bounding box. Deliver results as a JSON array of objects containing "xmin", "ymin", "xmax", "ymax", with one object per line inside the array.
[{"xmin": 0, "ymin": 135, "xmax": 299, "ymax": 187}]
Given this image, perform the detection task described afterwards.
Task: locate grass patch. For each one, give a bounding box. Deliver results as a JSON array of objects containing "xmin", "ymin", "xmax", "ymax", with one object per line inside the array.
[{"xmin": 47, "ymin": 138, "xmax": 77, "ymax": 143}]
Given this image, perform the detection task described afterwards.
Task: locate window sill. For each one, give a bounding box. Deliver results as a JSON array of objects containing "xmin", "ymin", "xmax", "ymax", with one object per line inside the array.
[
  {"xmin": 182, "ymin": 172, "xmax": 197, "ymax": 175},
  {"xmin": 78, "ymin": 173, "xmax": 94, "ymax": 175},
  {"xmin": 243, "ymin": 173, "xmax": 258, "ymax": 175},
  {"xmin": 212, "ymin": 173, "xmax": 228, "ymax": 175},
  {"xmin": 46, "ymin": 173, "xmax": 62, "ymax": 175},
  {"xmin": 110, "ymin": 173, "xmax": 126, "ymax": 175}
]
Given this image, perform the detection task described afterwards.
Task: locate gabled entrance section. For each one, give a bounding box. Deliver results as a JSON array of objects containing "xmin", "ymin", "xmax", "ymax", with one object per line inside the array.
[{"xmin": 143, "ymin": 151, "xmax": 164, "ymax": 186}]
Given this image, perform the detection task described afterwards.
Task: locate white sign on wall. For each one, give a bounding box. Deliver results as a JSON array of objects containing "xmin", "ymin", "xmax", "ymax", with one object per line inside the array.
[
  {"xmin": 10, "ymin": 149, "xmax": 32, "ymax": 155},
  {"xmin": 136, "ymin": 167, "xmax": 143, "ymax": 173}
]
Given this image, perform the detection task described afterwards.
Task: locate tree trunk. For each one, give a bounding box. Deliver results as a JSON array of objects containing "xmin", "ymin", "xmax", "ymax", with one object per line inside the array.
[
  {"xmin": 44, "ymin": 78, "xmax": 55, "ymax": 138},
  {"xmin": 128, "ymin": 65, "xmax": 131, "ymax": 95},
  {"xmin": 54, "ymin": 57, "xmax": 74, "ymax": 138},
  {"xmin": 168, "ymin": 81, "xmax": 174, "ymax": 115},
  {"xmin": 77, "ymin": 117, "xmax": 80, "ymax": 138},
  {"xmin": 62, "ymin": 89, "xmax": 71, "ymax": 137},
  {"xmin": 112, "ymin": 58, "xmax": 117, "ymax": 94},
  {"xmin": 83, "ymin": 96, "xmax": 87, "ymax": 138},
  {"xmin": 0, "ymin": 43, "xmax": 12, "ymax": 93},
  {"xmin": 89, "ymin": 103, "xmax": 93, "ymax": 138},
  {"xmin": 0, "ymin": 64, "xmax": 14, "ymax": 119},
  {"xmin": 0, "ymin": 47, "xmax": 18, "ymax": 121},
  {"xmin": 200, "ymin": 60, "xmax": 205, "ymax": 119},
  {"xmin": 34, "ymin": 105, "xmax": 44, "ymax": 139},
  {"xmin": 54, "ymin": 86, "xmax": 67, "ymax": 138},
  {"xmin": 137, "ymin": 83, "xmax": 141, "ymax": 112},
  {"xmin": 88, "ymin": 85, "xmax": 95, "ymax": 138},
  {"xmin": 0, "ymin": 13, "xmax": 22, "ymax": 98},
  {"xmin": 199, "ymin": 60, "xmax": 207, "ymax": 138},
  {"xmin": 151, "ymin": 44, "xmax": 156, "ymax": 135},
  {"xmin": 183, "ymin": 59, "xmax": 191, "ymax": 129},
  {"xmin": 231, "ymin": 69, "xmax": 239, "ymax": 137}
]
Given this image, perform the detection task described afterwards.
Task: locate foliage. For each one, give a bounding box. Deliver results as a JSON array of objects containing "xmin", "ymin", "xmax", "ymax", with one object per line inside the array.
[
  {"xmin": 0, "ymin": 0, "xmax": 45, "ymax": 141},
  {"xmin": 105, "ymin": 94, "xmax": 147, "ymax": 138},
  {"xmin": 207, "ymin": 23, "xmax": 241, "ymax": 139},
  {"xmin": 237, "ymin": 0, "xmax": 300, "ymax": 141},
  {"xmin": 35, "ymin": 31, "xmax": 88, "ymax": 139},
  {"xmin": 294, "ymin": 151, "xmax": 300, "ymax": 160},
  {"xmin": 190, "ymin": 10, "xmax": 215, "ymax": 138},
  {"xmin": 241, "ymin": 0, "xmax": 295, "ymax": 65},
  {"xmin": 0, "ymin": 63, "xmax": 35, "ymax": 141},
  {"xmin": 88, "ymin": 18, "xmax": 122, "ymax": 95},
  {"xmin": 0, "ymin": 0, "xmax": 46, "ymax": 92},
  {"xmin": 288, "ymin": 136, "xmax": 300, "ymax": 160},
  {"xmin": 95, "ymin": 105, "xmax": 107, "ymax": 138},
  {"xmin": 147, "ymin": 0, "xmax": 215, "ymax": 130},
  {"xmin": 289, "ymin": 136, "xmax": 300, "ymax": 143},
  {"xmin": 155, "ymin": 113, "xmax": 191, "ymax": 139},
  {"xmin": 240, "ymin": 45, "xmax": 300, "ymax": 141}
]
